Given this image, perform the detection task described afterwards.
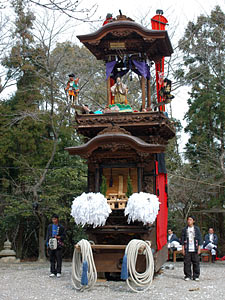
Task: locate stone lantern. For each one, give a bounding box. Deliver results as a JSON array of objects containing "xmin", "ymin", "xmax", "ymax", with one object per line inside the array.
[{"xmin": 0, "ymin": 239, "xmax": 18, "ymax": 263}]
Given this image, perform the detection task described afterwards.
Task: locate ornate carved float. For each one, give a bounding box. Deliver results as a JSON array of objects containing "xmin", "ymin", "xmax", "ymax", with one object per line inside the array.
[{"xmin": 66, "ymin": 11, "xmax": 175, "ymax": 274}]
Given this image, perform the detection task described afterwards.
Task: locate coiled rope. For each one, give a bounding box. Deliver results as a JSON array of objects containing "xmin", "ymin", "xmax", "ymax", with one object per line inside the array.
[
  {"xmin": 71, "ymin": 239, "xmax": 97, "ymax": 291},
  {"xmin": 123, "ymin": 239, "xmax": 154, "ymax": 293}
]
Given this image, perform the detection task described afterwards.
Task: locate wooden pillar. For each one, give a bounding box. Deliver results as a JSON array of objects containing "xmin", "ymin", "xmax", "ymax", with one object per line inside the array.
[
  {"xmin": 147, "ymin": 78, "xmax": 151, "ymax": 108},
  {"xmin": 137, "ymin": 167, "xmax": 142, "ymax": 192},
  {"xmin": 107, "ymin": 77, "xmax": 111, "ymax": 105},
  {"xmin": 141, "ymin": 76, "xmax": 146, "ymax": 110},
  {"xmin": 95, "ymin": 166, "xmax": 100, "ymax": 193}
]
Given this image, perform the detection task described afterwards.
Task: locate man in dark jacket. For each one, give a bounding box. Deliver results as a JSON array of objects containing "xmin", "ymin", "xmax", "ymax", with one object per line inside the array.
[
  {"xmin": 168, "ymin": 229, "xmax": 181, "ymax": 250},
  {"xmin": 181, "ymin": 216, "xmax": 203, "ymax": 281},
  {"xmin": 46, "ymin": 214, "xmax": 66, "ymax": 278},
  {"xmin": 203, "ymin": 228, "xmax": 218, "ymax": 262}
]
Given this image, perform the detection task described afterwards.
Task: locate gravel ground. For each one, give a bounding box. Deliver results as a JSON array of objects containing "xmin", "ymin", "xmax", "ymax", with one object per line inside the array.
[{"xmin": 0, "ymin": 260, "xmax": 224, "ymax": 300}]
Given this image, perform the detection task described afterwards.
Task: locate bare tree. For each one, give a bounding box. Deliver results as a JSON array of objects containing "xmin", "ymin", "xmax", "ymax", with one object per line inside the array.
[{"xmin": 28, "ymin": 0, "xmax": 99, "ymax": 21}]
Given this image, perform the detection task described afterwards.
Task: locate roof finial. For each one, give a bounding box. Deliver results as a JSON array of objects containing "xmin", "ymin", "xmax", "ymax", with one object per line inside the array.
[{"xmin": 156, "ymin": 9, "xmax": 163, "ymax": 15}]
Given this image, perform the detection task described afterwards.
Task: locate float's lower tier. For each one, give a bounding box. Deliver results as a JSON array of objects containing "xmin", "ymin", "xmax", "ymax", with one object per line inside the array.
[{"xmin": 84, "ymin": 220, "xmax": 167, "ymax": 272}]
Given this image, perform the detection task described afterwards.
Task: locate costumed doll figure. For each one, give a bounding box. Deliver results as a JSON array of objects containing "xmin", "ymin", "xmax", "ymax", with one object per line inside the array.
[
  {"xmin": 111, "ymin": 76, "xmax": 128, "ymax": 104},
  {"xmin": 159, "ymin": 78, "xmax": 174, "ymax": 104},
  {"xmin": 65, "ymin": 74, "xmax": 79, "ymax": 105},
  {"xmin": 103, "ymin": 13, "xmax": 113, "ymax": 25}
]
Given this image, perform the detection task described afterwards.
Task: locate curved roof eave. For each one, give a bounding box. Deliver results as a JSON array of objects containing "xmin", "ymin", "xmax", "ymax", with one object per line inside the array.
[
  {"xmin": 78, "ymin": 21, "xmax": 167, "ymax": 41},
  {"xmin": 77, "ymin": 20, "xmax": 173, "ymax": 56},
  {"xmin": 65, "ymin": 133, "xmax": 165, "ymax": 156}
]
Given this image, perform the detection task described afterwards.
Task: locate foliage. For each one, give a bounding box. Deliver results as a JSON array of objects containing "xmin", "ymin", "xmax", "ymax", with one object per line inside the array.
[
  {"xmin": 165, "ymin": 117, "xmax": 183, "ymax": 172},
  {"xmin": 176, "ymin": 6, "xmax": 225, "ymax": 169},
  {"xmin": 177, "ymin": 6, "xmax": 225, "ymax": 199},
  {"xmin": 126, "ymin": 176, "xmax": 133, "ymax": 198},
  {"xmin": 0, "ymin": 0, "xmax": 91, "ymax": 258},
  {"xmin": 100, "ymin": 175, "xmax": 107, "ymax": 197},
  {"xmin": 170, "ymin": 6, "xmax": 225, "ymax": 247}
]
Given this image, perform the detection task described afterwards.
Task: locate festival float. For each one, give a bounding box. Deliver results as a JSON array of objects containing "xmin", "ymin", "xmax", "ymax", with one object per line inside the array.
[{"xmin": 65, "ymin": 10, "xmax": 175, "ymax": 292}]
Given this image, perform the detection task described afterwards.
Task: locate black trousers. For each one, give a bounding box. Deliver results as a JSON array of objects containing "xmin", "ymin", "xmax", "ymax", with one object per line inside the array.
[
  {"xmin": 184, "ymin": 252, "xmax": 200, "ymax": 279},
  {"xmin": 49, "ymin": 248, "xmax": 62, "ymax": 274}
]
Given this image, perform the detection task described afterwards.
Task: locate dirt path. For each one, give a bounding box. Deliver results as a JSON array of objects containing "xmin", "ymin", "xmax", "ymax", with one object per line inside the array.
[{"xmin": 0, "ymin": 261, "xmax": 224, "ymax": 300}]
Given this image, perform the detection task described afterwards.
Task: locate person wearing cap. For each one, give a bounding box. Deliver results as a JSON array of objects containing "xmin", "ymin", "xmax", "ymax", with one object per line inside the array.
[
  {"xmin": 65, "ymin": 74, "xmax": 79, "ymax": 105},
  {"xmin": 46, "ymin": 214, "xmax": 66, "ymax": 278},
  {"xmin": 181, "ymin": 216, "xmax": 203, "ymax": 281}
]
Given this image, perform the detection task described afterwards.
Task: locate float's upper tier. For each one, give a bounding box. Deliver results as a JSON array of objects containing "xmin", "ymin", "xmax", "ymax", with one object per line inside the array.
[{"xmin": 77, "ymin": 15, "xmax": 173, "ymax": 61}]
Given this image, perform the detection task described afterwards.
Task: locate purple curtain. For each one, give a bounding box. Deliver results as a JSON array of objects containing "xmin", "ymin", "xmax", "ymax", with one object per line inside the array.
[
  {"xmin": 106, "ymin": 59, "xmax": 150, "ymax": 80},
  {"xmin": 132, "ymin": 60, "xmax": 150, "ymax": 79},
  {"xmin": 146, "ymin": 64, "xmax": 150, "ymax": 79},
  {"xmin": 106, "ymin": 61, "xmax": 117, "ymax": 80}
]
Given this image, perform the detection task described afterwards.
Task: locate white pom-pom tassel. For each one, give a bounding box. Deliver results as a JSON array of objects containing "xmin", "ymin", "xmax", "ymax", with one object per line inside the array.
[
  {"xmin": 124, "ymin": 192, "xmax": 160, "ymax": 225},
  {"xmin": 71, "ymin": 192, "xmax": 112, "ymax": 228}
]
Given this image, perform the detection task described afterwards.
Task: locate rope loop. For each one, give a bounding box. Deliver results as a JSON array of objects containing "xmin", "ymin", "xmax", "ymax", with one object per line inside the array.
[
  {"xmin": 71, "ymin": 239, "xmax": 97, "ymax": 291},
  {"xmin": 125, "ymin": 239, "xmax": 154, "ymax": 293}
]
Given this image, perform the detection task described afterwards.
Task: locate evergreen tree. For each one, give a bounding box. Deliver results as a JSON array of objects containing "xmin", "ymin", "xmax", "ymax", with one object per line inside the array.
[
  {"xmin": 0, "ymin": 1, "xmax": 89, "ymax": 259},
  {"xmin": 175, "ymin": 6, "xmax": 225, "ymax": 245},
  {"xmin": 100, "ymin": 176, "xmax": 107, "ymax": 197},
  {"xmin": 176, "ymin": 6, "xmax": 225, "ymax": 167},
  {"xmin": 126, "ymin": 176, "xmax": 133, "ymax": 198}
]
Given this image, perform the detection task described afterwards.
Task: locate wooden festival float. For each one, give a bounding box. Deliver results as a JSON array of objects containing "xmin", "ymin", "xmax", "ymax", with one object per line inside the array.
[{"xmin": 66, "ymin": 11, "xmax": 175, "ymax": 279}]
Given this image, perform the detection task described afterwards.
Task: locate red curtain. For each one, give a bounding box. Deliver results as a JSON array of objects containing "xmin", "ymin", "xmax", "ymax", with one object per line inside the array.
[{"xmin": 155, "ymin": 161, "xmax": 168, "ymax": 250}]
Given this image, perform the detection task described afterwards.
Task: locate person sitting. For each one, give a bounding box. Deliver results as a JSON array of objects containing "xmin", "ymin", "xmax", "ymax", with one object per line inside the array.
[
  {"xmin": 168, "ymin": 229, "xmax": 182, "ymax": 251},
  {"xmin": 203, "ymin": 228, "xmax": 218, "ymax": 263},
  {"xmin": 111, "ymin": 77, "xmax": 128, "ymax": 105}
]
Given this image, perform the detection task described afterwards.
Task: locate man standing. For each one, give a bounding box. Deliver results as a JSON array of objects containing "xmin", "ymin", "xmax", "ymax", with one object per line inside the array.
[
  {"xmin": 181, "ymin": 216, "xmax": 203, "ymax": 281},
  {"xmin": 203, "ymin": 228, "xmax": 218, "ymax": 262},
  {"xmin": 46, "ymin": 214, "xmax": 66, "ymax": 278}
]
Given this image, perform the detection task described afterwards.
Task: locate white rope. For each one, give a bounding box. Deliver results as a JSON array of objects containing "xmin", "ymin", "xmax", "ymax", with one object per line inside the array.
[
  {"xmin": 71, "ymin": 239, "xmax": 97, "ymax": 291},
  {"xmin": 125, "ymin": 239, "xmax": 154, "ymax": 293}
]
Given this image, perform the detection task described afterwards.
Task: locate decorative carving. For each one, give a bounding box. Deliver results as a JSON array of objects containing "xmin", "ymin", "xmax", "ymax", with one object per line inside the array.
[
  {"xmin": 74, "ymin": 113, "xmax": 175, "ymax": 153},
  {"xmin": 97, "ymin": 124, "xmax": 131, "ymax": 136},
  {"xmin": 91, "ymin": 151, "xmax": 137, "ymax": 162},
  {"xmin": 148, "ymin": 136, "xmax": 168, "ymax": 145},
  {"xmin": 137, "ymin": 152, "xmax": 151, "ymax": 158},
  {"xmin": 99, "ymin": 143, "xmax": 131, "ymax": 152},
  {"xmin": 76, "ymin": 112, "xmax": 174, "ymax": 130},
  {"xmin": 100, "ymin": 158, "xmax": 136, "ymax": 166},
  {"xmin": 88, "ymin": 40, "xmax": 100, "ymax": 46},
  {"xmin": 111, "ymin": 30, "xmax": 132, "ymax": 37},
  {"xmin": 143, "ymin": 38, "xmax": 155, "ymax": 43}
]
